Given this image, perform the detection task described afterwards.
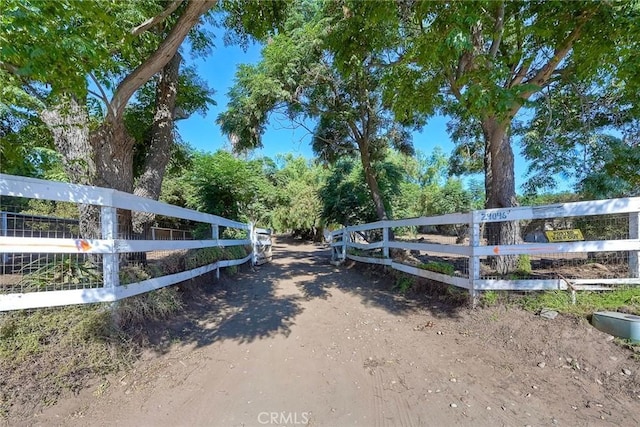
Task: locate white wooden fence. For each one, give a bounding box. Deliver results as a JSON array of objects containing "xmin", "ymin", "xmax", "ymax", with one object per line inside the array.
[
  {"xmin": 0, "ymin": 173, "xmax": 271, "ymax": 311},
  {"xmin": 331, "ymin": 197, "xmax": 640, "ymax": 300}
]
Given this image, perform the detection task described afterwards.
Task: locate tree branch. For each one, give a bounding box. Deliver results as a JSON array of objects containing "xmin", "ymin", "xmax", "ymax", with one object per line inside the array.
[
  {"xmin": 516, "ymin": 10, "xmax": 593, "ymax": 107},
  {"xmin": 110, "ymin": 0, "xmax": 215, "ymax": 119},
  {"xmin": 508, "ymin": 57, "xmax": 532, "ymax": 88},
  {"xmin": 131, "ymin": 0, "xmax": 184, "ymax": 36},
  {"xmin": 88, "ymin": 73, "xmax": 111, "ymax": 112},
  {"xmin": 488, "ymin": 1, "xmax": 505, "ymax": 58},
  {"xmin": 446, "ymin": 71, "xmax": 463, "ymax": 102}
]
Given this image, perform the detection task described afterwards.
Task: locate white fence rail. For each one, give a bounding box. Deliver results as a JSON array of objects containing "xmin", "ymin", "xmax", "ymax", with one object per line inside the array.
[
  {"xmin": 331, "ymin": 197, "xmax": 640, "ymax": 300},
  {"xmin": 0, "ymin": 174, "xmax": 271, "ymax": 311}
]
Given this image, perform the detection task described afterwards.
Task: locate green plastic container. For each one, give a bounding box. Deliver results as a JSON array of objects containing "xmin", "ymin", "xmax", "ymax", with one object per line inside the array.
[{"xmin": 592, "ymin": 311, "xmax": 640, "ymax": 343}]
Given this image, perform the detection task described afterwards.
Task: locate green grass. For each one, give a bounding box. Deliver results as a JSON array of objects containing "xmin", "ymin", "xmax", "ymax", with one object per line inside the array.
[
  {"xmin": 394, "ymin": 275, "xmax": 415, "ymax": 293},
  {"xmin": 417, "ymin": 261, "xmax": 455, "ymax": 276},
  {"xmin": 477, "ymin": 287, "xmax": 640, "ymax": 317},
  {"xmin": 518, "ymin": 288, "xmax": 640, "ymax": 316},
  {"xmin": 516, "ymin": 254, "xmax": 532, "ymax": 275}
]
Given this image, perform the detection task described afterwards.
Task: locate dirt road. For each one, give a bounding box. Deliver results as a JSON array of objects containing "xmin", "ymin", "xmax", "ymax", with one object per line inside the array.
[{"xmin": 33, "ymin": 239, "xmax": 639, "ymax": 426}]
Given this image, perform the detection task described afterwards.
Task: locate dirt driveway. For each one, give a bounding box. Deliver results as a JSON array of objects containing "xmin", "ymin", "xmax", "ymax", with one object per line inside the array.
[{"xmin": 32, "ymin": 238, "xmax": 639, "ymax": 426}]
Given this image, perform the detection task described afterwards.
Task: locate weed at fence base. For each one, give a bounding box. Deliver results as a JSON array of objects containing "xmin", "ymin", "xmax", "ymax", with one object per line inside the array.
[
  {"xmin": 417, "ymin": 261, "xmax": 455, "ymax": 276},
  {"xmin": 478, "ymin": 288, "xmax": 640, "ymax": 317}
]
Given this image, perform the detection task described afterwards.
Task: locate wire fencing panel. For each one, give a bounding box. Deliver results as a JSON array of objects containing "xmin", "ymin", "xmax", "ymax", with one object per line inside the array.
[
  {"xmin": 0, "ymin": 174, "xmax": 257, "ymax": 311},
  {"xmin": 0, "ymin": 203, "xmax": 104, "ymax": 294},
  {"xmin": 331, "ymin": 197, "xmax": 640, "ymax": 296}
]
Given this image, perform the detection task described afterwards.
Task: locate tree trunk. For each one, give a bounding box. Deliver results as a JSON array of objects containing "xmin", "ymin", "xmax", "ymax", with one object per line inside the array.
[
  {"xmin": 132, "ymin": 52, "xmax": 182, "ymax": 235},
  {"xmin": 41, "ymin": 98, "xmax": 101, "ymax": 239},
  {"xmin": 90, "ymin": 118, "xmax": 135, "ymax": 239},
  {"xmin": 357, "ymin": 139, "xmax": 390, "ymax": 221},
  {"xmin": 481, "ymin": 116, "xmax": 520, "ymax": 274},
  {"xmin": 40, "ymin": 98, "xmax": 95, "ymax": 186}
]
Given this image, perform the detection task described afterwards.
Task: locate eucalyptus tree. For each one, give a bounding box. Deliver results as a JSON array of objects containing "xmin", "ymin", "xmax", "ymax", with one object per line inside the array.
[
  {"xmin": 329, "ymin": 0, "xmax": 639, "ymax": 272},
  {"xmin": 218, "ymin": 0, "xmax": 414, "ymax": 222}
]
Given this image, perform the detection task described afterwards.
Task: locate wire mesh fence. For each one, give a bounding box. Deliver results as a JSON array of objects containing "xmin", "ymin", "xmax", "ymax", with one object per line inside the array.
[
  {"xmin": 1, "ymin": 194, "xmax": 252, "ymax": 307},
  {"xmin": 332, "ymin": 198, "xmax": 640, "ymax": 294},
  {"xmin": 391, "ymin": 222, "xmax": 471, "ymax": 278},
  {"xmin": 0, "ymin": 197, "xmax": 102, "ymax": 293},
  {"xmin": 479, "ymin": 214, "xmax": 633, "ymax": 280}
]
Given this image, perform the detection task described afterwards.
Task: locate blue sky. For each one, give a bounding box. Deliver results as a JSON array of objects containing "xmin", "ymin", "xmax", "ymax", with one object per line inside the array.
[{"xmin": 176, "ymin": 26, "xmax": 533, "ymax": 192}]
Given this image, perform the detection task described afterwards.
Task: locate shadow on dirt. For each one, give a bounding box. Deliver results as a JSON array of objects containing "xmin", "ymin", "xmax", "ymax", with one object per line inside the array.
[{"xmin": 138, "ymin": 237, "xmax": 467, "ymax": 354}]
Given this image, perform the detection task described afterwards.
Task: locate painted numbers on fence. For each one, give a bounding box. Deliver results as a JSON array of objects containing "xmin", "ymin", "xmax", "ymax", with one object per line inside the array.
[{"xmin": 479, "ymin": 210, "xmax": 511, "ymax": 222}]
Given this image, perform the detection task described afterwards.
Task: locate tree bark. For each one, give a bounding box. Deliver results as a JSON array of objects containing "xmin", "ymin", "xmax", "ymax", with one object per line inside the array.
[
  {"xmin": 356, "ymin": 138, "xmax": 390, "ymax": 221},
  {"xmin": 481, "ymin": 116, "xmax": 520, "ymax": 274},
  {"xmin": 40, "ymin": 98, "xmax": 101, "ymax": 239},
  {"xmin": 40, "ymin": 98, "xmax": 95, "ymax": 186},
  {"xmin": 132, "ymin": 52, "xmax": 182, "ymax": 234}
]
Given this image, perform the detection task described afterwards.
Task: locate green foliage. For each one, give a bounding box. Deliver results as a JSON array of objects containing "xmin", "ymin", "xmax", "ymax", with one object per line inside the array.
[
  {"xmin": 394, "ymin": 275, "xmax": 415, "ymax": 293},
  {"xmin": 218, "ymin": 3, "xmax": 415, "ymax": 221},
  {"xmin": 19, "ymin": 256, "xmax": 101, "ymax": 292},
  {"xmin": 0, "ymin": 0, "xmax": 126, "ymax": 105},
  {"xmin": 418, "ymin": 262, "xmax": 455, "ymax": 276},
  {"xmin": 185, "ymin": 246, "xmax": 248, "ymax": 270},
  {"xmin": 270, "ymin": 154, "xmax": 324, "ymax": 235},
  {"xmin": 0, "ymin": 111, "xmax": 61, "ymax": 178},
  {"xmin": 516, "ymin": 255, "xmax": 532, "ymax": 276},
  {"xmin": 186, "ymin": 150, "xmax": 275, "ymax": 223},
  {"xmin": 319, "ymin": 157, "xmax": 404, "ymax": 225},
  {"xmin": 481, "ymin": 290, "xmax": 501, "ymax": 307},
  {"xmin": 521, "ymin": 80, "xmax": 640, "ymax": 198},
  {"xmin": 518, "ymin": 192, "xmax": 580, "ymax": 207},
  {"xmin": 219, "ymin": 0, "xmax": 292, "ymax": 48}
]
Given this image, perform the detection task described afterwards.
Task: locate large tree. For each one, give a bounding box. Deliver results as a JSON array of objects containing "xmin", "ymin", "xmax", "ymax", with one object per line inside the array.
[
  {"xmin": 329, "ymin": 0, "xmax": 639, "ymax": 272},
  {"xmin": 2, "ymin": 0, "xmax": 289, "ymax": 237},
  {"xmin": 127, "ymin": 55, "xmax": 215, "ymax": 234},
  {"xmin": 2, "ymin": 0, "xmax": 215, "ymax": 237},
  {"xmin": 218, "ymin": 1, "xmax": 414, "ymax": 222}
]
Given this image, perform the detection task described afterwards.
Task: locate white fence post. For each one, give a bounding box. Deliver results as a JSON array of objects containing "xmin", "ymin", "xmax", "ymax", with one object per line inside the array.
[
  {"xmin": 382, "ymin": 222, "xmax": 390, "ymax": 259},
  {"xmin": 101, "ymin": 206, "xmax": 119, "ymax": 298},
  {"xmin": 1, "ymin": 212, "xmax": 7, "ymax": 265},
  {"xmin": 249, "ymin": 222, "xmax": 257, "ymax": 266},
  {"xmin": 342, "ymin": 226, "xmax": 349, "ymax": 260},
  {"xmin": 630, "ymin": 211, "xmax": 640, "ymax": 278},
  {"xmin": 469, "ymin": 212, "xmax": 481, "ymax": 305},
  {"xmin": 212, "ymin": 222, "xmax": 220, "ymax": 279}
]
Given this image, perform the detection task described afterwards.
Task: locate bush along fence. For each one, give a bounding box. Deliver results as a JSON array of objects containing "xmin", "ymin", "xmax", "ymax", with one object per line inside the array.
[
  {"xmin": 331, "ymin": 197, "xmax": 640, "ymax": 301},
  {"xmin": 0, "ymin": 173, "xmax": 272, "ymax": 311}
]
